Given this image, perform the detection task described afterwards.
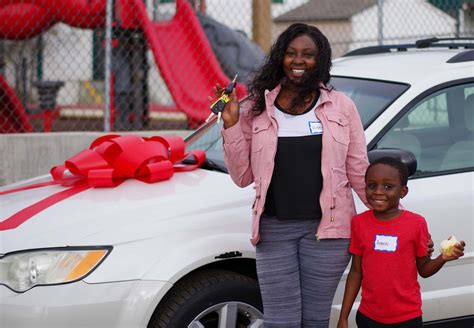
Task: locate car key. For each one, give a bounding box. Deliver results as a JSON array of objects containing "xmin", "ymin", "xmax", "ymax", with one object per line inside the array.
[{"xmin": 210, "ymin": 75, "xmax": 238, "ymax": 124}]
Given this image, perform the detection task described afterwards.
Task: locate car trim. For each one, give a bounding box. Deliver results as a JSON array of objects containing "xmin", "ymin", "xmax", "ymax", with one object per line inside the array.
[
  {"xmin": 423, "ymin": 314, "xmax": 474, "ymax": 327},
  {"xmin": 367, "ymin": 77, "xmax": 474, "ymax": 180},
  {"xmin": 0, "ymin": 245, "xmax": 113, "ymax": 293},
  {"xmin": 343, "ymin": 37, "xmax": 474, "ymax": 57},
  {"xmin": 185, "ymin": 115, "xmax": 217, "ymax": 145},
  {"xmin": 215, "ymin": 251, "xmax": 243, "ymax": 259}
]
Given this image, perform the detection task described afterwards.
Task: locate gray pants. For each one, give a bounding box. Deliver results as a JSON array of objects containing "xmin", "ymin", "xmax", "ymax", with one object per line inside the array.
[{"xmin": 256, "ymin": 216, "xmax": 350, "ymax": 328}]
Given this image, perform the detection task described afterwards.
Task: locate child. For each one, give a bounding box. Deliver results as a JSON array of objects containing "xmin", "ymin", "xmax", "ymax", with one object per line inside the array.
[{"xmin": 337, "ymin": 157, "xmax": 466, "ymax": 328}]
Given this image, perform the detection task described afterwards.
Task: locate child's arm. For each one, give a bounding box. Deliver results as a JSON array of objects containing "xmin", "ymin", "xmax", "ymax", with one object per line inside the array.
[
  {"xmin": 417, "ymin": 241, "xmax": 466, "ymax": 278},
  {"xmin": 337, "ymin": 255, "xmax": 362, "ymax": 328}
]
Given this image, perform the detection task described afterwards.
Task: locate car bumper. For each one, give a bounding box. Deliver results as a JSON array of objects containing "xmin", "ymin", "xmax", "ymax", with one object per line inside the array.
[{"xmin": 0, "ymin": 279, "xmax": 172, "ymax": 328}]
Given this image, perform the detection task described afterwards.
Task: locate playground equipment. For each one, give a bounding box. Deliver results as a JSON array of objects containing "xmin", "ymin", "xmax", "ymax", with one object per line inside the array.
[
  {"xmin": 0, "ymin": 74, "xmax": 32, "ymax": 133},
  {"xmin": 33, "ymin": 81, "xmax": 65, "ymax": 132},
  {"xmin": 198, "ymin": 13, "xmax": 264, "ymax": 85},
  {"xmin": 0, "ymin": 0, "xmax": 255, "ymax": 131}
]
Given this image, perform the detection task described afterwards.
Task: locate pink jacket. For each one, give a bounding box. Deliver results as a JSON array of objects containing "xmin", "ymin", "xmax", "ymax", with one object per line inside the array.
[{"xmin": 222, "ymin": 85, "xmax": 369, "ymax": 246}]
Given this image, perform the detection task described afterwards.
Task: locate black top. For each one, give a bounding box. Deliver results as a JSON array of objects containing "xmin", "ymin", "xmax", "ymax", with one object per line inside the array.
[{"xmin": 263, "ymin": 100, "xmax": 323, "ymax": 220}]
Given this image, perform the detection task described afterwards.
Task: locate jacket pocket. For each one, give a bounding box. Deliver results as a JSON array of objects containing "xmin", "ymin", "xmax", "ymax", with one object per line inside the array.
[
  {"xmin": 251, "ymin": 120, "xmax": 272, "ymax": 152},
  {"xmin": 327, "ymin": 112, "xmax": 349, "ymax": 146},
  {"xmin": 250, "ymin": 120, "xmax": 272, "ymax": 174}
]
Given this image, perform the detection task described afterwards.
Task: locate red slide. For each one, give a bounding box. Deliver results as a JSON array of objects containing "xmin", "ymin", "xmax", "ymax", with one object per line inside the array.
[
  {"xmin": 128, "ymin": 0, "xmax": 247, "ymax": 128},
  {"xmin": 0, "ymin": 75, "xmax": 32, "ymax": 133}
]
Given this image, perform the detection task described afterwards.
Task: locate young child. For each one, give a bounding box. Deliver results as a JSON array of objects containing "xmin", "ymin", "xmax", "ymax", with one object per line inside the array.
[{"xmin": 337, "ymin": 157, "xmax": 466, "ymax": 328}]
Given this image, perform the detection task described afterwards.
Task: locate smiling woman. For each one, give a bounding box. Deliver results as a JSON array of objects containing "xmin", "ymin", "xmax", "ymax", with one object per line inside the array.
[{"xmin": 214, "ymin": 22, "xmax": 370, "ymax": 327}]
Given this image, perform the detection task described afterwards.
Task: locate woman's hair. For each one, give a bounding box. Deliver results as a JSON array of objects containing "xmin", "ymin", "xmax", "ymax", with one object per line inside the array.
[
  {"xmin": 366, "ymin": 157, "xmax": 409, "ymax": 186},
  {"xmin": 247, "ymin": 23, "xmax": 332, "ymax": 115}
]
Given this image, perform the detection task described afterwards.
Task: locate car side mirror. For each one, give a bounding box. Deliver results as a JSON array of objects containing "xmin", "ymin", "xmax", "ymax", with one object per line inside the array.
[{"xmin": 368, "ymin": 148, "xmax": 418, "ymax": 177}]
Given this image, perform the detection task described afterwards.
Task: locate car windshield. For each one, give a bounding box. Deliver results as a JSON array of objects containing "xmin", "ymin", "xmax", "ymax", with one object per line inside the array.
[
  {"xmin": 186, "ymin": 77, "xmax": 409, "ymax": 171},
  {"xmin": 331, "ymin": 76, "xmax": 409, "ymax": 127}
]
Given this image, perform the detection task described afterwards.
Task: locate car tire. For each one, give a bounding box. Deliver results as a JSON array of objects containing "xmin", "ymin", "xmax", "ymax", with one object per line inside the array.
[{"xmin": 148, "ymin": 269, "xmax": 263, "ymax": 328}]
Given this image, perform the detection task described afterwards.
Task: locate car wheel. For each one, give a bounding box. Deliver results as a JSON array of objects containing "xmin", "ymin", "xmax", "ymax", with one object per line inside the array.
[{"xmin": 148, "ymin": 269, "xmax": 263, "ymax": 328}]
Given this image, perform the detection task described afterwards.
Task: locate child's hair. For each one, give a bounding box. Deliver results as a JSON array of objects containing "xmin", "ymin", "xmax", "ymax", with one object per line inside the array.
[{"xmin": 366, "ymin": 157, "xmax": 409, "ymax": 186}]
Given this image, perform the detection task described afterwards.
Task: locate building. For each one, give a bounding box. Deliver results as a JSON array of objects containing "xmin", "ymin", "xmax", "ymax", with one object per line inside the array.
[{"xmin": 274, "ymin": 0, "xmax": 461, "ymax": 57}]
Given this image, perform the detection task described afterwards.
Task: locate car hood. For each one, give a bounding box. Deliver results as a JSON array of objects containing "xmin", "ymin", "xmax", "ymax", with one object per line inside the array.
[{"xmin": 0, "ymin": 169, "xmax": 252, "ymax": 254}]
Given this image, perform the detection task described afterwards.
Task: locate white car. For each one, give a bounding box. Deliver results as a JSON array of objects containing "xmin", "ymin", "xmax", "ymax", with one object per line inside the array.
[{"xmin": 1, "ymin": 38, "xmax": 473, "ymax": 328}]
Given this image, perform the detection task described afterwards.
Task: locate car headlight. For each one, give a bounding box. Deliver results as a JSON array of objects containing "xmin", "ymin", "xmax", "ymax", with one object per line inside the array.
[{"xmin": 0, "ymin": 246, "xmax": 112, "ymax": 293}]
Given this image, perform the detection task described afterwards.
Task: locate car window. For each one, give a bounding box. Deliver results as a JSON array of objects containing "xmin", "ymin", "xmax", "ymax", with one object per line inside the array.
[
  {"xmin": 330, "ymin": 77, "xmax": 409, "ymax": 128},
  {"xmin": 186, "ymin": 99, "xmax": 251, "ymax": 168},
  {"xmin": 186, "ymin": 119, "xmax": 224, "ymax": 164},
  {"xmin": 409, "ymin": 92, "xmax": 449, "ymax": 128},
  {"xmin": 376, "ymin": 83, "xmax": 474, "ymax": 177}
]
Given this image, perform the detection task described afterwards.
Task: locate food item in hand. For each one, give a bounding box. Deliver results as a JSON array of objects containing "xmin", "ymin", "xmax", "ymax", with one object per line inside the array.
[{"xmin": 439, "ymin": 236, "xmax": 458, "ymax": 256}]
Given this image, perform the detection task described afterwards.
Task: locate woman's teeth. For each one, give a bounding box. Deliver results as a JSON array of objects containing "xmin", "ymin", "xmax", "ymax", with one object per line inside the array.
[{"xmin": 292, "ymin": 69, "xmax": 305, "ymax": 73}]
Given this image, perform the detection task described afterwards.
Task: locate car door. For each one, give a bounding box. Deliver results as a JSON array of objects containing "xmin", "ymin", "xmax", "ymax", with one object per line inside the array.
[{"xmin": 370, "ymin": 81, "xmax": 474, "ymax": 322}]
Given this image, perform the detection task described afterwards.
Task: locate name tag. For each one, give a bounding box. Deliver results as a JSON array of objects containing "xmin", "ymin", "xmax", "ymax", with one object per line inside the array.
[
  {"xmin": 374, "ymin": 234, "xmax": 398, "ymax": 252},
  {"xmin": 308, "ymin": 121, "xmax": 323, "ymax": 135}
]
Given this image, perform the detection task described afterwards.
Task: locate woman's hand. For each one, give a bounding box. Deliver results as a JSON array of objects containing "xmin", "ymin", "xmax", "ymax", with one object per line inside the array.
[{"xmin": 212, "ymin": 83, "xmax": 240, "ymax": 129}]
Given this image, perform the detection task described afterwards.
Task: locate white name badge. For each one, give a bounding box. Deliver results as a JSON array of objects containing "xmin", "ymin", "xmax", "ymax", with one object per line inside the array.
[
  {"xmin": 308, "ymin": 121, "xmax": 323, "ymax": 135},
  {"xmin": 374, "ymin": 234, "xmax": 398, "ymax": 252}
]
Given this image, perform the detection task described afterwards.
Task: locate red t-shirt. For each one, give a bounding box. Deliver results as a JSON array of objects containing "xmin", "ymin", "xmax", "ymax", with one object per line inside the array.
[{"xmin": 349, "ymin": 210, "xmax": 430, "ymax": 324}]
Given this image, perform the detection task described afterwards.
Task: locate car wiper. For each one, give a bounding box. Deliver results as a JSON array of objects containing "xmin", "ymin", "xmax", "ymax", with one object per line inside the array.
[
  {"xmin": 201, "ymin": 158, "xmax": 228, "ymax": 173},
  {"xmin": 181, "ymin": 157, "xmax": 228, "ymax": 173}
]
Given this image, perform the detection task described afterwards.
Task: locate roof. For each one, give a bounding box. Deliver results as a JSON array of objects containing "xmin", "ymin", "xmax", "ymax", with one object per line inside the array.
[
  {"xmin": 274, "ymin": 0, "xmax": 377, "ymax": 22},
  {"xmin": 428, "ymin": 0, "xmax": 466, "ymax": 19}
]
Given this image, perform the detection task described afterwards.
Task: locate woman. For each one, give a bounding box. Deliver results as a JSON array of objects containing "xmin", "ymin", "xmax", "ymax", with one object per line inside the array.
[{"xmin": 216, "ymin": 23, "xmax": 369, "ymax": 327}]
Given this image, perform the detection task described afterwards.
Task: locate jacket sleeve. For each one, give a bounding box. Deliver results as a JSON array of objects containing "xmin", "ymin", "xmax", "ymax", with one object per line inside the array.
[
  {"xmin": 345, "ymin": 98, "xmax": 370, "ymax": 208},
  {"xmin": 221, "ymin": 100, "xmax": 255, "ymax": 188}
]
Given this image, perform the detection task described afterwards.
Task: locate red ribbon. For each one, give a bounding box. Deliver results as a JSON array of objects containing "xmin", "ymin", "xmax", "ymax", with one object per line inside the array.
[{"xmin": 0, "ymin": 135, "xmax": 205, "ymax": 231}]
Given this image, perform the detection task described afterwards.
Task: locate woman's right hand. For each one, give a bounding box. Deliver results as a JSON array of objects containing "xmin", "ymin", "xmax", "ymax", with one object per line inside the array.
[{"xmin": 212, "ymin": 83, "xmax": 240, "ymax": 129}]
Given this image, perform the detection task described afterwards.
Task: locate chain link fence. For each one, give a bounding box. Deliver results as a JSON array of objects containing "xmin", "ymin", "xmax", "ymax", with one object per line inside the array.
[{"xmin": 1, "ymin": 0, "xmax": 473, "ymax": 133}]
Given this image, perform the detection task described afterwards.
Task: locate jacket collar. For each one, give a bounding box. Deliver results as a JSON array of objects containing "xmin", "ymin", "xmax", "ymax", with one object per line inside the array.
[
  {"xmin": 264, "ymin": 84, "xmax": 281, "ymax": 120},
  {"xmin": 319, "ymin": 87, "xmax": 333, "ymax": 107},
  {"xmin": 264, "ymin": 84, "xmax": 281, "ymax": 106}
]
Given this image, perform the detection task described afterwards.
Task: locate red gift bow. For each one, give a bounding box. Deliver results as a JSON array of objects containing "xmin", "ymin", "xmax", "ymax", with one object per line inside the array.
[{"xmin": 0, "ymin": 134, "xmax": 206, "ymax": 231}]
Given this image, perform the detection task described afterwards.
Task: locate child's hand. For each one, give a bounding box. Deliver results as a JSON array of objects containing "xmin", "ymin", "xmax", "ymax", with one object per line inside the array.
[
  {"xmin": 427, "ymin": 235, "xmax": 434, "ymax": 258},
  {"xmin": 441, "ymin": 240, "xmax": 465, "ymax": 261},
  {"xmin": 337, "ymin": 318, "xmax": 349, "ymax": 328}
]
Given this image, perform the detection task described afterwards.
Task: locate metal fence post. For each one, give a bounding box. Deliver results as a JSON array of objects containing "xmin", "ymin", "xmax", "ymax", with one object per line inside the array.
[
  {"xmin": 377, "ymin": 0, "xmax": 384, "ymax": 45},
  {"xmin": 0, "ymin": 41, "xmax": 4, "ymax": 75},
  {"xmin": 103, "ymin": 0, "xmax": 114, "ymax": 132},
  {"xmin": 456, "ymin": 7, "xmax": 461, "ymax": 37}
]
